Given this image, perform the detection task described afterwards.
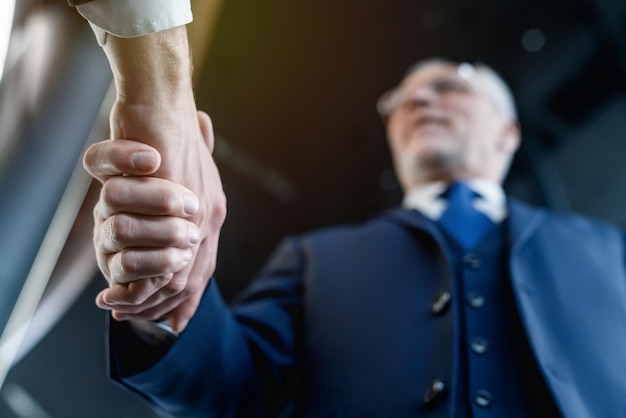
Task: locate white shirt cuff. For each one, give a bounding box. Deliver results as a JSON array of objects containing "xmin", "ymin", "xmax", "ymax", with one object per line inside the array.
[{"xmin": 77, "ymin": 0, "xmax": 192, "ymax": 45}]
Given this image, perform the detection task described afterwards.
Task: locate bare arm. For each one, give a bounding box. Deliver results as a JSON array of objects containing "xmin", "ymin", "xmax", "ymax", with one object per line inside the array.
[{"xmin": 85, "ymin": 27, "xmax": 226, "ymax": 332}]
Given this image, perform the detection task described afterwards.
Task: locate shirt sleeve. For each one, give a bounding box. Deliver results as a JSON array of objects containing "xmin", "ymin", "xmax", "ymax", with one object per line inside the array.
[
  {"xmin": 68, "ymin": 0, "xmax": 95, "ymax": 5},
  {"xmin": 74, "ymin": 0, "xmax": 192, "ymax": 43}
]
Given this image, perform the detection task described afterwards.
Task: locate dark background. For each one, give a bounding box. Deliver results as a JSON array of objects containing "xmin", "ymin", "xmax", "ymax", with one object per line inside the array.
[{"xmin": 2, "ymin": 0, "xmax": 626, "ymax": 416}]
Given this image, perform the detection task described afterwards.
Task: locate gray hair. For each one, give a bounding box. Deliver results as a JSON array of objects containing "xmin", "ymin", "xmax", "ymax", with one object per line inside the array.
[{"xmin": 377, "ymin": 58, "xmax": 518, "ymax": 121}]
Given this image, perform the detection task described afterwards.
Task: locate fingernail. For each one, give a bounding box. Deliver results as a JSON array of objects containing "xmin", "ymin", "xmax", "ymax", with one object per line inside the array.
[
  {"xmin": 189, "ymin": 225, "xmax": 200, "ymax": 244},
  {"xmin": 182, "ymin": 249, "xmax": 193, "ymax": 262},
  {"xmin": 183, "ymin": 194, "xmax": 199, "ymax": 216},
  {"xmin": 132, "ymin": 151, "xmax": 157, "ymax": 171}
]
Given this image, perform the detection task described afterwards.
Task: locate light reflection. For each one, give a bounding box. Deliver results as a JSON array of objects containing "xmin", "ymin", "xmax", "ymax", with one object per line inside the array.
[{"xmin": 0, "ymin": 0, "xmax": 16, "ymax": 80}]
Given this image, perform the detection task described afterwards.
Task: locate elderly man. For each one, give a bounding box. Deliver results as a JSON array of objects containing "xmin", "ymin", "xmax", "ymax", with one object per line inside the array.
[{"xmin": 84, "ymin": 56, "xmax": 626, "ymax": 417}]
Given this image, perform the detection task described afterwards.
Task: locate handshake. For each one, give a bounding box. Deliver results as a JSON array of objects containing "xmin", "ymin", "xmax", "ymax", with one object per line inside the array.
[{"xmin": 84, "ymin": 109, "xmax": 226, "ymax": 333}]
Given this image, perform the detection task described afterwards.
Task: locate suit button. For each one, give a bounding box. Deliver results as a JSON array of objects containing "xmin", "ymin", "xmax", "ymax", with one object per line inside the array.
[
  {"xmin": 466, "ymin": 292, "xmax": 485, "ymax": 308},
  {"xmin": 431, "ymin": 290, "xmax": 452, "ymax": 315},
  {"xmin": 470, "ymin": 337, "xmax": 489, "ymax": 354},
  {"xmin": 422, "ymin": 379, "xmax": 446, "ymax": 405},
  {"xmin": 462, "ymin": 253, "xmax": 482, "ymax": 269},
  {"xmin": 474, "ymin": 389, "xmax": 493, "ymax": 408}
]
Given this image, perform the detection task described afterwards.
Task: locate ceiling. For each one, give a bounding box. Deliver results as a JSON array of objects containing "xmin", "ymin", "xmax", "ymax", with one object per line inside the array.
[{"xmin": 3, "ymin": 0, "xmax": 625, "ymax": 416}]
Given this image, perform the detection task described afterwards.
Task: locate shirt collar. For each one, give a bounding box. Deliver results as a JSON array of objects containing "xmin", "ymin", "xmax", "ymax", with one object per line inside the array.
[{"xmin": 402, "ymin": 179, "xmax": 507, "ymax": 222}]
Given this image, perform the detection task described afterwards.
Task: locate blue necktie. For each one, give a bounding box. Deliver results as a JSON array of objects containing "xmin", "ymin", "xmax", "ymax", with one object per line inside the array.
[{"xmin": 438, "ymin": 182, "xmax": 494, "ymax": 250}]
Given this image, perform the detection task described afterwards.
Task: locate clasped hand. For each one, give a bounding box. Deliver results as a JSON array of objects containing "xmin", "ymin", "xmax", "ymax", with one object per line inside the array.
[{"xmin": 84, "ymin": 110, "xmax": 226, "ymax": 333}]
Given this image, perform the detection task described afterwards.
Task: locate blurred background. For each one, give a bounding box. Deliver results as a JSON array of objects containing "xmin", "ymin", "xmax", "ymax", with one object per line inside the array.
[{"xmin": 0, "ymin": 0, "xmax": 624, "ymax": 416}]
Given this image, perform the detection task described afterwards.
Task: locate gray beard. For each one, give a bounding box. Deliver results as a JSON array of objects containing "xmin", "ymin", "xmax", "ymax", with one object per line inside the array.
[{"xmin": 410, "ymin": 151, "xmax": 465, "ymax": 183}]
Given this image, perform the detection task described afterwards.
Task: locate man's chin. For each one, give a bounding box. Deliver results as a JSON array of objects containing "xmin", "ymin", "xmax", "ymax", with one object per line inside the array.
[
  {"xmin": 410, "ymin": 140, "xmax": 456, "ymax": 161},
  {"xmin": 401, "ymin": 147, "xmax": 462, "ymax": 182}
]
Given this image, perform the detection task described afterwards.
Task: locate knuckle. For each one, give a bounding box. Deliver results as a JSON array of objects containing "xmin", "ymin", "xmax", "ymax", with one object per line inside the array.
[
  {"xmin": 101, "ymin": 179, "xmax": 123, "ymax": 208},
  {"xmin": 215, "ymin": 197, "xmax": 227, "ymax": 223},
  {"xmin": 160, "ymin": 250, "xmax": 177, "ymax": 270},
  {"xmin": 119, "ymin": 251, "xmax": 140, "ymax": 275},
  {"xmin": 170, "ymin": 219, "xmax": 189, "ymax": 245},
  {"xmin": 93, "ymin": 201, "xmax": 103, "ymax": 221},
  {"xmin": 126, "ymin": 284, "xmax": 150, "ymax": 305},
  {"xmin": 186, "ymin": 279, "xmax": 202, "ymax": 296},
  {"xmin": 210, "ymin": 192, "xmax": 228, "ymax": 226},
  {"xmin": 177, "ymin": 281, "xmax": 200, "ymax": 300},
  {"xmin": 120, "ymin": 295, "xmax": 143, "ymax": 306},
  {"xmin": 162, "ymin": 248, "xmax": 188, "ymax": 270},
  {"xmin": 155, "ymin": 273, "xmax": 174, "ymax": 286},
  {"xmin": 160, "ymin": 189, "xmax": 184, "ymax": 214},
  {"xmin": 108, "ymin": 214, "xmax": 135, "ymax": 247},
  {"xmin": 178, "ymin": 288, "xmax": 193, "ymax": 299},
  {"xmin": 163, "ymin": 279, "xmax": 186, "ymax": 297},
  {"xmin": 181, "ymin": 222, "xmax": 200, "ymax": 248},
  {"xmin": 102, "ymin": 216, "xmax": 122, "ymax": 249},
  {"xmin": 82, "ymin": 144, "xmax": 100, "ymax": 175},
  {"xmin": 109, "ymin": 255, "xmax": 126, "ymax": 284}
]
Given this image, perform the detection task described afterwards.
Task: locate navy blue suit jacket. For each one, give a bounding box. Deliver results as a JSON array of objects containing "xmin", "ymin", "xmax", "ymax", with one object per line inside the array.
[{"xmin": 110, "ymin": 200, "xmax": 626, "ymax": 417}]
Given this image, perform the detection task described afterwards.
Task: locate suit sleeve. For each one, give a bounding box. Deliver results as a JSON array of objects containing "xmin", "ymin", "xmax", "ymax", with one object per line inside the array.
[{"xmin": 108, "ymin": 238, "xmax": 306, "ymax": 418}]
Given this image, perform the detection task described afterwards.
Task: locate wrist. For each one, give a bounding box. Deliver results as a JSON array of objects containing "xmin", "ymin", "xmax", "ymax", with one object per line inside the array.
[{"xmin": 108, "ymin": 99, "xmax": 207, "ymax": 181}]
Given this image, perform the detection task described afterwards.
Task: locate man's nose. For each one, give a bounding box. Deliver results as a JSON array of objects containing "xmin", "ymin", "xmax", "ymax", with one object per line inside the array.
[
  {"xmin": 403, "ymin": 85, "xmax": 437, "ymax": 110},
  {"xmin": 413, "ymin": 84, "xmax": 440, "ymax": 102}
]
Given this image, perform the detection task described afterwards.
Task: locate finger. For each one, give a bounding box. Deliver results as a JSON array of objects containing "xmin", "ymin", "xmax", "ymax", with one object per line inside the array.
[
  {"xmin": 102, "ymin": 240, "xmax": 213, "ymax": 329},
  {"xmin": 97, "ymin": 271, "xmax": 186, "ymax": 312},
  {"xmin": 169, "ymin": 239, "xmax": 215, "ymax": 332},
  {"xmin": 84, "ymin": 139, "xmax": 161, "ymax": 182},
  {"xmin": 96, "ymin": 214, "xmax": 201, "ymax": 253},
  {"xmin": 111, "ymin": 288, "xmax": 190, "ymax": 322},
  {"xmin": 95, "ymin": 289, "xmax": 112, "ymax": 310},
  {"xmin": 168, "ymin": 282, "xmax": 206, "ymax": 332},
  {"xmin": 108, "ymin": 247, "xmax": 193, "ymax": 284},
  {"xmin": 96, "ymin": 274, "xmax": 174, "ymax": 308},
  {"xmin": 99, "ymin": 176, "xmax": 199, "ymax": 219},
  {"xmin": 101, "ymin": 252, "xmax": 200, "ymax": 319}
]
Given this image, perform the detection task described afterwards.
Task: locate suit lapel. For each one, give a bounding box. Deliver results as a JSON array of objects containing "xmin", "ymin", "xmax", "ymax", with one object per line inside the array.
[
  {"xmin": 506, "ymin": 200, "xmax": 626, "ymax": 416},
  {"xmin": 387, "ymin": 200, "xmax": 547, "ymax": 251},
  {"xmin": 506, "ymin": 198, "xmax": 547, "ymax": 252},
  {"xmin": 385, "ymin": 208, "xmax": 434, "ymax": 231}
]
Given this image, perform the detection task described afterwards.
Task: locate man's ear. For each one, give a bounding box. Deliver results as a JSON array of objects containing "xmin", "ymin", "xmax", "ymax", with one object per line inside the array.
[{"xmin": 498, "ymin": 120, "xmax": 521, "ymax": 154}]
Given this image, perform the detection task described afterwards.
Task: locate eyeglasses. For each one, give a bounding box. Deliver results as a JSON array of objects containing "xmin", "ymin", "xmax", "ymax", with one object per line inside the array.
[{"xmin": 376, "ymin": 76, "xmax": 475, "ymax": 118}]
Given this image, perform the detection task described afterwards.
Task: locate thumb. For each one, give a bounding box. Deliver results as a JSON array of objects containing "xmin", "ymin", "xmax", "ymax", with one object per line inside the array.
[{"xmin": 84, "ymin": 139, "xmax": 161, "ymax": 183}]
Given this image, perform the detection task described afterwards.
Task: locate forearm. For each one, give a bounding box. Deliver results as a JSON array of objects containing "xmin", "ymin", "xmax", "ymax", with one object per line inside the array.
[
  {"xmin": 102, "ymin": 27, "xmax": 194, "ymax": 109},
  {"xmin": 69, "ymin": 0, "xmax": 195, "ymax": 108},
  {"xmin": 101, "ymin": 26, "xmax": 203, "ymax": 182},
  {"xmin": 78, "ymin": 0, "xmax": 227, "ymax": 333}
]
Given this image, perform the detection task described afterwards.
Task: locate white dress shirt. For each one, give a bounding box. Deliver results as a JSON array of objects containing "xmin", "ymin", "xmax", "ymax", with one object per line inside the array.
[
  {"xmin": 402, "ymin": 179, "xmax": 508, "ymax": 223},
  {"xmin": 76, "ymin": 0, "xmax": 193, "ymax": 45}
]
